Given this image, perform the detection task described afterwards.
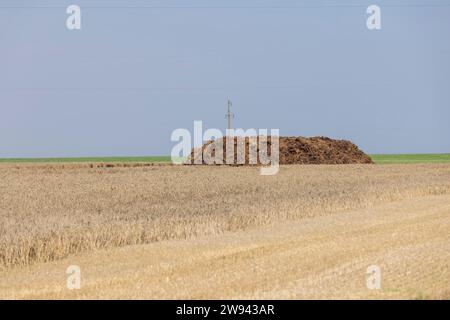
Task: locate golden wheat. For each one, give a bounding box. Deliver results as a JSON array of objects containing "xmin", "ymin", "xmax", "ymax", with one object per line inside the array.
[
  {"xmin": 1, "ymin": 163, "xmax": 450, "ymax": 269},
  {"xmin": 2, "ymin": 194, "xmax": 450, "ymax": 299}
]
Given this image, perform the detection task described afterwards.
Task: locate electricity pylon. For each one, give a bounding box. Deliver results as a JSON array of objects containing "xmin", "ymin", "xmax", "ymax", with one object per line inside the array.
[{"xmin": 225, "ymin": 99, "xmax": 234, "ymax": 131}]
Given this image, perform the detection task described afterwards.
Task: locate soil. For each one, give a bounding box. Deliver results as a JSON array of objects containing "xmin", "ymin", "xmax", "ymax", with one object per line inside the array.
[{"xmin": 188, "ymin": 136, "xmax": 374, "ymax": 165}]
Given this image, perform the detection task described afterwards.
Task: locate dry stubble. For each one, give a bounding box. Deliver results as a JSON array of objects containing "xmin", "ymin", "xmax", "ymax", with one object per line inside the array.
[{"xmin": 1, "ymin": 163, "xmax": 450, "ymax": 270}]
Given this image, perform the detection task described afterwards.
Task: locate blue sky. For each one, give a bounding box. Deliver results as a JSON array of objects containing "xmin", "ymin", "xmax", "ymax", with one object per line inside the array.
[{"xmin": 1, "ymin": 0, "xmax": 449, "ymax": 157}]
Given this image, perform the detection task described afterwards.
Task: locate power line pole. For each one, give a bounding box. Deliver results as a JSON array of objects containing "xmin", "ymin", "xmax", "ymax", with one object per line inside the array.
[{"xmin": 225, "ymin": 99, "xmax": 234, "ymax": 131}]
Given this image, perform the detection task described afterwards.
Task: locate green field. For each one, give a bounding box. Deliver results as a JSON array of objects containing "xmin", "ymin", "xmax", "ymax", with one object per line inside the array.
[
  {"xmin": 1, "ymin": 154, "xmax": 449, "ymax": 164},
  {"xmin": 0, "ymin": 156, "xmax": 172, "ymax": 163},
  {"xmin": 370, "ymin": 154, "xmax": 450, "ymax": 164}
]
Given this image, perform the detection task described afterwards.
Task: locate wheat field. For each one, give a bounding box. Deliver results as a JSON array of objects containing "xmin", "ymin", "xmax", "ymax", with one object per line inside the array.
[
  {"xmin": 1, "ymin": 163, "xmax": 450, "ymax": 271},
  {"xmin": 2, "ymin": 193, "xmax": 449, "ymax": 299}
]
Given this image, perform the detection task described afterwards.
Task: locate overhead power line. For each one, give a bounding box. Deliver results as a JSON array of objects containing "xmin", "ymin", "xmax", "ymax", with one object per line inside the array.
[{"xmin": 1, "ymin": 3, "xmax": 450, "ymax": 9}]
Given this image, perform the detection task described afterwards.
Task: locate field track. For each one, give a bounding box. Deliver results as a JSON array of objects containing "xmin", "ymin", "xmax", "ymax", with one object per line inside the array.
[{"xmin": 1, "ymin": 194, "xmax": 449, "ymax": 299}]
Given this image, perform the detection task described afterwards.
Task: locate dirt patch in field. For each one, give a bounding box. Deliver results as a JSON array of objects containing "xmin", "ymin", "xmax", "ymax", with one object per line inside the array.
[{"xmin": 188, "ymin": 136, "xmax": 374, "ymax": 165}]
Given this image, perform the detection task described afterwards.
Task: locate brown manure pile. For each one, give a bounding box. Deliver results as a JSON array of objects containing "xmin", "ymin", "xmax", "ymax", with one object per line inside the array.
[{"xmin": 188, "ymin": 136, "xmax": 374, "ymax": 165}]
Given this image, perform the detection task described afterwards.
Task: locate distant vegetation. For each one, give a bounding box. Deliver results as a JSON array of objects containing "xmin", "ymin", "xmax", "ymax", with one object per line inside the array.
[
  {"xmin": 370, "ymin": 154, "xmax": 450, "ymax": 164},
  {"xmin": 0, "ymin": 156, "xmax": 171, "ymax": 163},
  {"xmin": 1, "ymin": 154, "xmax": 450, "ymax": 164}
]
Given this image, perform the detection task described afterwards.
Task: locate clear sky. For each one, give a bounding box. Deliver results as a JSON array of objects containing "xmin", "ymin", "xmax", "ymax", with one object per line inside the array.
[{"xmin": 1, "ymin": 0, "xmax": 449, "ymax": 157}]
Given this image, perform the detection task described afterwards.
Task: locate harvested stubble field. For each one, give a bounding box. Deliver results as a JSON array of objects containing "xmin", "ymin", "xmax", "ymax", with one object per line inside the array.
[
  {"xmin": 1, "ymin": 163, "xmax": 450, "ymax": 269},
  {"xmin": 0, "ymin": 164, "xmax": 450, "ymax": 298}
]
